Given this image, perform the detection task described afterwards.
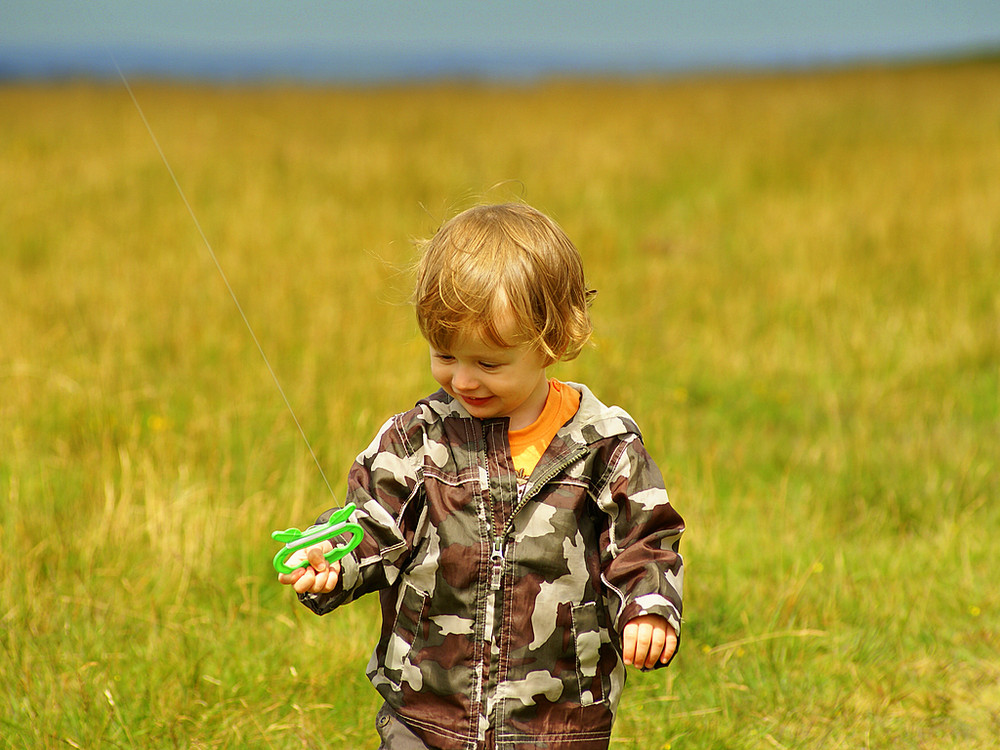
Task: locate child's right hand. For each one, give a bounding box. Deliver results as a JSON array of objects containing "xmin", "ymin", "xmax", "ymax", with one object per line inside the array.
[{"xmin": 276, "ymin": 541, "xmax": 341, "ymax": 594}]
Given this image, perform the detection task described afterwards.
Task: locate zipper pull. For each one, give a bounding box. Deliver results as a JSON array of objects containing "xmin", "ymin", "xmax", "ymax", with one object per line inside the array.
[{"xmin": 490, "ymin": 544, "xmax": 504, "ymax": 591}]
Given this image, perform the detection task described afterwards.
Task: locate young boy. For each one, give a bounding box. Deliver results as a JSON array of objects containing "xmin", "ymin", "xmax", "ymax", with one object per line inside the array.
[{"xmin": 279, "ymin": 203, "xmax": 684, "ymax": 750}]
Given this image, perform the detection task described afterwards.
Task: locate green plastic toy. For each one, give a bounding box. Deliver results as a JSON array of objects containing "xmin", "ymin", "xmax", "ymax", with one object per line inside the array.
[{"xmin": 271, "ymin": 503, "xmax": 364, "ymax": 575}]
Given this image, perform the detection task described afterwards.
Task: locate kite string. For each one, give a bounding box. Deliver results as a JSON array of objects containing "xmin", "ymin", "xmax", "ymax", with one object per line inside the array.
[{"xmin": 109, "ymin": 53, "xmax": 339, "ymax": 504}]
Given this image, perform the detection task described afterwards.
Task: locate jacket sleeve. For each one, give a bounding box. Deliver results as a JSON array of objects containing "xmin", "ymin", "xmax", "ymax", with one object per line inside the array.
[
  {"xmin": 595, "ymin": 434, "xmax": 684, "ymax": 658},
  {"xmin": 299, "ymin": 413, "xmax": 423, "ymax": 616}
]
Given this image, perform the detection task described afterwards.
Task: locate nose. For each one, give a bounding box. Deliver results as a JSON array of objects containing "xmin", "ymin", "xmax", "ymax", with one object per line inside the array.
[{"xmin": 452, "ymin": 364, "xmax": 479, "ymax": 392}]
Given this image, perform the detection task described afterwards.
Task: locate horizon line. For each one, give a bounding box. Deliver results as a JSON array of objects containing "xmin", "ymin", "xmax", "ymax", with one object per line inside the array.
[{"xmin": 3, "ymin": 40, "xmax": 998, "ymax": 84}]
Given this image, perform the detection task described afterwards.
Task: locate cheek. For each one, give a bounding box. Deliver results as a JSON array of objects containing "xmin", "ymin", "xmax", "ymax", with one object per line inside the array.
[
  {"xmin": 429, "ymin": 362, "xmax": 449, "ymax": 388},
  {"xmin": 486, "ymin": 374, "xmax": 514, "ymax": 398}
]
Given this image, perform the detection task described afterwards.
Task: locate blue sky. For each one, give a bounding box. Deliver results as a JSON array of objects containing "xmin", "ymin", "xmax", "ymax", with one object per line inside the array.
[{"xmin": 5, "ymin": 0, "xmax": 1000, "ymax": 79}]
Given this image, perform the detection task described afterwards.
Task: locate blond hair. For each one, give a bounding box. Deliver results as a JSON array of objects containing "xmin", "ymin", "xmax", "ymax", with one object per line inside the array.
[{"xmin": 414, "ymin": 203, "xmax": 595, "ymax": 362}]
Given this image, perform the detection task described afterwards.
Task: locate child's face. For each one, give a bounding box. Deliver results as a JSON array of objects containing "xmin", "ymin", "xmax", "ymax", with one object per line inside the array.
[{"xmin": 430, "ymin": 325, "xmax": 550, "ymax": 431}]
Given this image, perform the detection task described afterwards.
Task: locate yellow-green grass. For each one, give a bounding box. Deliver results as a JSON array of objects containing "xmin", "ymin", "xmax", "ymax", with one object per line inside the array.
[{"xmin": 2, "ymin": 60, "xmax": 998, "ymax": 748}]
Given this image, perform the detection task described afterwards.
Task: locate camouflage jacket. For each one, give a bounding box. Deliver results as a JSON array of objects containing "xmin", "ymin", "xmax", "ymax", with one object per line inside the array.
[{"xmin": 300, "ymin": 383, "xmax": 684, "ymax": 750}]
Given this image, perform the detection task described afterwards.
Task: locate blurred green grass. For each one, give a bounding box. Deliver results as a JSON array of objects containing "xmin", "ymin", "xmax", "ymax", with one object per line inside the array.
[{"xmin": 2, "ymin": 60, "xmax": 998, "ymax": 748}]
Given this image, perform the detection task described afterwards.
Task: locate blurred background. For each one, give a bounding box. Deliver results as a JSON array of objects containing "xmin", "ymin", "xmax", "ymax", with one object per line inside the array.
[{"xmin": 5, "ymin": 0, "xmax": 1000, "ymax": 82}]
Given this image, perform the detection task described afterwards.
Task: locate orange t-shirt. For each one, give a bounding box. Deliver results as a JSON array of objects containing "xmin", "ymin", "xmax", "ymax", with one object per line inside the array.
[{"xmin": 509, "ymin": 380, "xmax": 581, "ymax": 484}]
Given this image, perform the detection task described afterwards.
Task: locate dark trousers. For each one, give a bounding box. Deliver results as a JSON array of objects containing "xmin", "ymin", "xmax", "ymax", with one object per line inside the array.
[{"xmin": 376, "ymin": 703, "xmax": 432, "ymax": 750}]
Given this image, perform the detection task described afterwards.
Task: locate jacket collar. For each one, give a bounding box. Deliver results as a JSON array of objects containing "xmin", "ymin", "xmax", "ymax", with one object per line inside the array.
[
  {"xmin": 421, "ymin": 383, "xmax": 641, "ymax": 446},
  {"xmin": 561, "ymin": 382, "xmax": 643, "ymax": 444}
]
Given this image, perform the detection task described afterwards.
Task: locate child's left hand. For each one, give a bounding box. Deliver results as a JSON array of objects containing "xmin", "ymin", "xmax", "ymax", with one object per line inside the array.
[{"xmin": 622, "ymin": 614, "xmax": 677, "ymax": 669}]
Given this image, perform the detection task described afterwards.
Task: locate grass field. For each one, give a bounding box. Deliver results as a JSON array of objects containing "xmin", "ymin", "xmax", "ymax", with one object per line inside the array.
[{"xmin": 2, "ymin": 59, "xmax": 999, "ymax": 748}]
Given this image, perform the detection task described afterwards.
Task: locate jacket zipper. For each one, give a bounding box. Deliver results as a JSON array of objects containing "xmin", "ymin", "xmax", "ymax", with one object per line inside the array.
[
  {"xmin": 503, "ymin": 445, "xmax": 588, "ymax": 538},
  {"xmin": 486, "ymin": 442, "xmax": 588, "ymax": 588},
  {"xmin": 490, "ymin": 543, "xmax": 504, "ymax": 590},
  {"xmin": 480, "ymin": 435, "xmax": 587, "ymax": 734}
]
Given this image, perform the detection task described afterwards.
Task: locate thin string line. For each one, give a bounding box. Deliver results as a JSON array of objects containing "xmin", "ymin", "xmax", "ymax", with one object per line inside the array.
[{"xmin": 109, "ymin": 53, "xmax": 338, "ymax": 503}]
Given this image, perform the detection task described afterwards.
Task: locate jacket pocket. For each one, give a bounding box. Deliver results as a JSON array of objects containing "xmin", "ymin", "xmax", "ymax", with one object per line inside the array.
[
  {"xmin": 571, "ymin": 601, "xmax": 608, "ymax": 706},
  {"xmin": 384, "ymin": 582, "xmax": 430, "ymax": 689}
]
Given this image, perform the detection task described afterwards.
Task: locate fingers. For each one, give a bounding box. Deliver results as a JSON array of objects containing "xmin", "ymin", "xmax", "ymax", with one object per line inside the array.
[
  {"xmin": 639, "ymin": 622, "xmax": 665, "ymax": 669},
  {"xmin": 622, "ymin": 620, "xmax": 650, "ymax": 667},
  {"xmin": 276, "ymin": 567, "xmax": 304, "ymax": 587},
  {"xmin": 623, "ymin": 621, "xmax": 661, "ymax": 668},
  {"xmin": 622, "ymin": 621, "xmax": 638, "ymax": 666},
  {"xmin": 293, "ymin": 557, "xmax": 340, "ymax": 594},
  {"xmin": 661, "ymin": 628, "xmax": 678, "ymax": 664},
  {"xmin": 306, "ymin": 545, "xmax": 329, "ymax": 572},
  {"xmin": 276, "ymin": 542, "xmax": 339, "ymax": 595},
  {"xmin": 623, "ymin": 615, "xmax": 676, "ymax": 669}
]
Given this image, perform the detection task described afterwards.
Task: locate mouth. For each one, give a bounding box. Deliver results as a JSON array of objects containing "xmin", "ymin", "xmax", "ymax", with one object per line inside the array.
[{"xmin": 460, "ymin": 395, "xmax": 493, "ymax": 408}]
